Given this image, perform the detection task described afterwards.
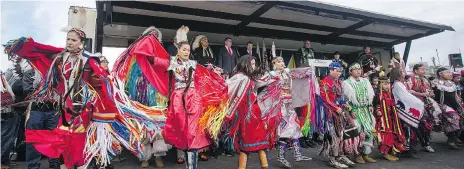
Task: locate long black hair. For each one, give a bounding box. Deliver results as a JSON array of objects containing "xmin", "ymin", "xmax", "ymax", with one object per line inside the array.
[{"xmin": 234, "ymin": 55, "xmax": 256, "ymax": 79}]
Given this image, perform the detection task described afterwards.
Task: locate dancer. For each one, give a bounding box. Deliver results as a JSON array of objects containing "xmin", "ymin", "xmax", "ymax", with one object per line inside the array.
[
  {"xmin": 224, "ymin": 55, "xmax": 282, "ymax": 169},
  {"xmin": 342, "ymin": 63, "xmax": 376, "ymax": 164},
  {"xmin": 269, "ymin": 48, "xmax": 311, "ymax": 168},
  {"xmin": 319, "ymin": 62, "xmax": 357, "ymax": 168},
  {"xmin": 432, "ymin": 68, "xmax": 462, "ymax": 149},
  {"xmin": 112, "ymin": 26, "xmax": 171, "ymax": 168},
  {"xmin": 3, "ymin": 29, "xmax": 162, "ymax": 168},
  {"xmin": 408, "ymin": 64, "xmax": 436, "ymax": 153},
  {"xmin": 390, "ymin": 67, "xmax": 424, "ymax": 159},
  {"xmin": 161, "ymin": 26, "xmax": 228, "ymax": 169},
  {"xmin": 373, "ymin": 76, "xmax": 405, "ymax": 161},
  {"xmin": 3, "ymin": 29, "xmax": 123, "ymax": 168}
]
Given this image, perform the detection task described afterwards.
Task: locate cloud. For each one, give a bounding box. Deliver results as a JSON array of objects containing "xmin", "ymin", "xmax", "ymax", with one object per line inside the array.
[{"xmin": 1, "ymin": 1, "xmax": 95, "ymax": 71}]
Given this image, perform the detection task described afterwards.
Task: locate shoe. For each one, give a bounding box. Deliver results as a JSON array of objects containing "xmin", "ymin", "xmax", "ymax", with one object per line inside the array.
[
  {"xmin": 277, "ymin": 157, "xmax": 292, "ymax": 168},
  {"xmin": 448, "ymin": 142, "xmax": 459, "ymax": 150},
  {"xmin": 337, "ymin": 156, "xmax": 355, "ymax": 167},
  {"xmin": 292, "ymin": 140, "xmax": 312, "ymax": 161},
  {"xmin": 295, "ymin": 155, "xmax": 312, "ymax": 162},
  {"xmin": 154, "ymin": 156, "xmax": 164, "ymax": 168},
  {"xmin": 225, "ymin": 152, "xmax": 235, "ymax": 157},
  {"xmin": 384, "ymin": 154, "xmax": 398, "ymax": 161},
  {"xmin": 423, "ymin": 146, "xmax": 435, "ymax": 153},
  {"xmin": 355, "ymin": 155, "xmax": 365, "ymax": 164},
  {"xmin": 177, "ymin": 157, "xmax": 185, "ymax": 164},
  {"xmin": 299, "ymin": 138, "xmax": 309, "ymax": 148},
  {"xmin": 455, "ymin": 139, "xmax": 463, "ymax": 146},
  {"xmin": 329, "ymin": 158, "xmax": 348, "ymax": 169},
  {"xmin": 199, "ymin": 152, "xmax": 209, "ymax": 161},
  {"xmin": 362, "ymin": 155, "xmax": 377, "ymax": 163},
  {"xmin": 277, "ymin": 141, "xmax": 292, "ymax": 168},
  {"xmin": 141, "ymin": 160, "xmax": 149, "ymax": 168}
]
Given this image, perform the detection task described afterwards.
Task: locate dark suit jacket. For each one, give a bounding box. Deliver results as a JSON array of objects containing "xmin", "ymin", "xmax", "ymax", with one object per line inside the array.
[
  {"xmin": 218, "ymin": 47, "xmax": 239, "ymax": 75},
  {"xmin": 167, "ymin": 44, "xmax": 178, "ymax": 56},
  {"xmin": 241, "ymin": 48, "xmax": 260, "ymax": 66}
]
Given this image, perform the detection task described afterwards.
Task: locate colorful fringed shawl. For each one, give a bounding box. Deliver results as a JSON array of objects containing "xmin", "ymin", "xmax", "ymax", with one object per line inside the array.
[
  {"xmin": 223, "ymin": 73, "xmax": 282, "ymax": 152},
  {"xmin": 289, "ymin": 67, "xmax": 321, "ymax": 136},
  {"xmin": 111, "ymin": 32, "xmax": 228, "ymax": 152}
]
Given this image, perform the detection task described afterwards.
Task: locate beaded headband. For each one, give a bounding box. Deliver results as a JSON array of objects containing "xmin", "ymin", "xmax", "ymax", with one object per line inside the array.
[
  {"xmin": 69, "ymin": 28, "xmax": 86, "ymax": 39},
  {"xmin": 349, "ymin": 62, "xmax": 361, "ymax": 71}
]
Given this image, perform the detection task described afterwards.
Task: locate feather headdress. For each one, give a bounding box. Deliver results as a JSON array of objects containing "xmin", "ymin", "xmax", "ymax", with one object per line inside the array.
[
  {"xmin": 192, "ymin": 35, "xmax": 206, "ymax": 51},
  {"xmin": 142, "ymin": 26, "xmax": 163, "ymax": 42},
  {"xmin": 175, "ymin": 25, "xmax": 189, "ymax": 44}
]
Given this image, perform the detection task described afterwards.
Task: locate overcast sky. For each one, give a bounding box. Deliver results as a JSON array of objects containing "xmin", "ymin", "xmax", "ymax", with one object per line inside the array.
[{"xmin": 1, "ymin": 0, "xmax": 463, "ymax": 71}]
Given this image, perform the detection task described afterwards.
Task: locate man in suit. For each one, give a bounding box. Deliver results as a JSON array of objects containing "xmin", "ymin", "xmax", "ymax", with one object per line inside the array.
[
  {"xmin": 242, "ymin": 41, "xmax": 260, "ymax": 66},
  {"xmin": 218, "ymin": 37, "xmax": 240, "ymax": 76}
]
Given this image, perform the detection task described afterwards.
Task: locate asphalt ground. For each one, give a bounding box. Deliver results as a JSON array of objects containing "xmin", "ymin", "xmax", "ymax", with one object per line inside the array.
[{"xmin": 9, "ymin": 133, "xmax": 464, "ymax": 169}]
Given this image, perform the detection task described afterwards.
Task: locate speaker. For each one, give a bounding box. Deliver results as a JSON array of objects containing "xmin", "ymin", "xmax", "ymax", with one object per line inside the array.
[{"xmin": 449, "ymin": 53, "xmax": 463, "ymax": 68}]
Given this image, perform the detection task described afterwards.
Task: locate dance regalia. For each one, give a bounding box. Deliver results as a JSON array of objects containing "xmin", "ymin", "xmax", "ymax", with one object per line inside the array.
[
  {"xmin": 320, "ymin": 76, "xmax": 361, "ymax": 156},
  {"xmin": 269, "ymin": 67, "xmax": 315, "ymax": 167},
  {"xmin": 410, "ymin": 75, "xmax": 441, "ymax": 125},
  {"xmin": 223, "ymin": 73, "xmax": 282, "ymax": 152},
  {"xmin": 373, "ymin": 88, "xmax": 405, "ymax": 154},
  {"xmin": 409, "ymin": 74, "xmax": 437, "ymax": 146},
  {"xmin": 391, "ymin": 80, "xmax": 424, "ymax": 152},
  {"xmin": 270, "ymin": 68, "xmax": 302, "ymax": 139},
  {"xmin": 111, "ymin": 30, "xmax": 172, "ymax": 162},
  {"xmin": 3, "ymin": 37, "xmax": 122, "ymax": 167},
  {"xmin": 162, "ymin": 56, "xmax": 228, "ymax": 150},
  {"xmin": 342, "ymin": 77, "xmax": 375, "ymax": 155},
  {"xmin": 432, "ymin": 79, "xmax": 462, "ymax": 136}
]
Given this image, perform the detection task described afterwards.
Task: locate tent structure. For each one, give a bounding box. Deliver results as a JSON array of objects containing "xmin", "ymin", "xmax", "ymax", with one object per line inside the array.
[{"xmin": 94, "ymin": 1, "xmax": 454, "ymax": 65}]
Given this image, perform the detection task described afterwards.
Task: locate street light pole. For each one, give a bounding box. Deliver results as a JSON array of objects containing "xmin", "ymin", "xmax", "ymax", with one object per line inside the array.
[{"xmin": 436, "ymin": 49, "xmax": 441, "ymax": 66}]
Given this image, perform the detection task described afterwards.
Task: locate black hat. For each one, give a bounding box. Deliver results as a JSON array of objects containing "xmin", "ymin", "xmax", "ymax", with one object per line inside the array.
[
  {"xmin": 436, "ymin": 67, "xmax": 449, "ymax": 76},
  {"xmin": 334, "ymin": 51, "xmax": 340, "ymax": 55}
]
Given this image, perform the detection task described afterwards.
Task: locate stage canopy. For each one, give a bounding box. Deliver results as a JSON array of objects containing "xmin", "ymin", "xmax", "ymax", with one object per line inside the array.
[{"xmin": 95, "ymin": 1, "xmax": 454, "ymax": 59}]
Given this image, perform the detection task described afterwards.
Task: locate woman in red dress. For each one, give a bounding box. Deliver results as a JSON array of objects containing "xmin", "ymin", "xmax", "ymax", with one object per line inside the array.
[
  {"xmin": 162, "ymin": 26, "xmax": 228, "ymax": 169},
  {"xmin": 224, "ymin": 55, "xmax": 282, "ymax": 169}
]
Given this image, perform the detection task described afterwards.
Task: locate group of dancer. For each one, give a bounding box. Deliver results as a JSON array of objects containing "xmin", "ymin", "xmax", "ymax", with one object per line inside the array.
[{"xmin": 0, "ymin": 25, "xmax": 462, "ymax": 169}]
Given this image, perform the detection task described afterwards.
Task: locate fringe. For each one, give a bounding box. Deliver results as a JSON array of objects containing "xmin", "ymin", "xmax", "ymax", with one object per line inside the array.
[{"xmin": 82, "ymin": 122, "xmax": 122, "ymax": 169}]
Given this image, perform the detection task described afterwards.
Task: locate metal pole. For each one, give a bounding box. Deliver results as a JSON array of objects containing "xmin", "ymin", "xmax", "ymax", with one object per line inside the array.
[
  {"xmin": 436, "ymin": 49, "xmax": 441, "ymax": 66},
  {"xmin": 403, "ymin": 40, "xmax": 412, "ymax": 65},
  {"xmin": 95, "ymin": 1, "xmax": 105, "ymax": 53}
]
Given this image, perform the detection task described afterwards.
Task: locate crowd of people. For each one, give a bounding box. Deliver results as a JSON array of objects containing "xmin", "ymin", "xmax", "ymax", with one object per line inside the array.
[{"xmin": 0, "ymin": 25, "xmax": 463, "ymax": 169}]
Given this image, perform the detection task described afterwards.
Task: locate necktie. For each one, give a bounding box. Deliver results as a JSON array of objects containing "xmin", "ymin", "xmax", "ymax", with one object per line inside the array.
[{"xmin": 227, "ymin": 47, "xmax": 232, "ymax": 56}]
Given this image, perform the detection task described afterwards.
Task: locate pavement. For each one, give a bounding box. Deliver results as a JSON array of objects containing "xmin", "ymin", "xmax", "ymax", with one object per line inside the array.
[{"xmin": 9, "ymin": 133, "xmax": 464, "ymax": 169}]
